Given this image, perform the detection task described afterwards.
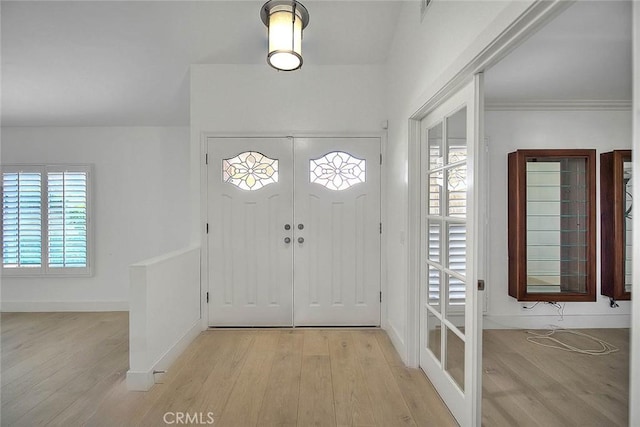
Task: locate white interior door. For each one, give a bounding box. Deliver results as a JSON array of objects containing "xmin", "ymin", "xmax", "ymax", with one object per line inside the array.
[
  {"xmin": 419, "ymin": 76, "xmax": 483, "ymax": 426},
  {"xmin": 207, "ymin": 136, "xmax": 381, "ymax": 327},
  {"xmin": 207, "ymin": 137, "xmax": 293, "ymax": 326},
  {"xmin": 294, "ymin": 138, "xmax": 381, "ymax": 326}
]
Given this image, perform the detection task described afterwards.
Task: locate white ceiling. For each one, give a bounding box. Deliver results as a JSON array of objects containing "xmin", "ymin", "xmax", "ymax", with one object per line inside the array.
[
  {"xmin": 485, "ymin": 0, "xmax": 632, "ymax": 104},
  {"xmin": 1, "ymin": 1, "xmax": 402, "ymax": 127},
  {"xmin": 2, "ymin": 1, "xmax": 633, "ymax": 127}
]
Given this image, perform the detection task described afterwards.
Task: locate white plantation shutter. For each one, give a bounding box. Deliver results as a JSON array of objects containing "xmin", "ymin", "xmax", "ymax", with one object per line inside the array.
[
  {"xmin": 1, "ymin": 165, "xmax": 92, "ymax": 276},
  {"xmin": 428, "ymin": 223, "xmax": 467, "ymax": 306},
  {"xmin": 2, "ymin": 171, "xmax": 43, "ymax": 269},
  {"xmin": 47, "ymin": 171, "xmax": 88, "ymax": 268},
  {"xmin": 448, "ymin": 223, "xmax": 467, "ymax": 305}
]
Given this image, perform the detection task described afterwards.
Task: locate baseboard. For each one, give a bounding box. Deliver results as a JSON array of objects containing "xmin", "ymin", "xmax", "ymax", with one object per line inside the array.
[
  {"xmin": 152, "ymin": 319, "xmax": 203, "ymax": 373},
  {"xmin": 126, "ymin": 370, "xmax": 155, "ymax": 392},
  {"xmin": 126, "ymin": 319, "xmax": 203, "ymax": 392},
  {"xmin": 385, "ymin": 322, "xmax": 407, "ymax": 365},
  {"xmin": 483, "ymin": 314, "xmax": 631, "ymax": 330},
  {"xmin": 0, "ymin": 300, "xmax": 129, "ymax": 312}
]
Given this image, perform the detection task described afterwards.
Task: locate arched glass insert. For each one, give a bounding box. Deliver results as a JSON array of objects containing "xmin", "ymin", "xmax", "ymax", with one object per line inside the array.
[
  {"xmin": 309, "ymin": 151, "xmax": 366, "ymax": 191},
  {"xmin": 222, "ymin": 151, "xmax": 278, "ymax": 191}
]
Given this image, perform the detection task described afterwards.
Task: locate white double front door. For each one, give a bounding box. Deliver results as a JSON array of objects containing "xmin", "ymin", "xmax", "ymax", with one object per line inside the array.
[{"xmin": 207, "ymin": 137, "xmax": 381, "ymax": 327}]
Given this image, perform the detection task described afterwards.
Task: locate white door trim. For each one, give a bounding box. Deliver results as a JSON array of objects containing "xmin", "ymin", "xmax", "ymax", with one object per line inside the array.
[
  {"xmin": 405, "ymin": 0, "xmax": 577, "ymax": 370},
  {"xmin": 630, "ymin": 2, "xmax": 640, "ymax": 425}
]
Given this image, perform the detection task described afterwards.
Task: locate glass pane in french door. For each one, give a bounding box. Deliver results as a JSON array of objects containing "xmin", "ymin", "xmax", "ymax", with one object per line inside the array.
[
  {"xmin": 425, "ymin": 104, "xmax": 468, "ymax": 391},
  {"xmin": 426, "ymin": 308, "xmax": 442, "ymax": 362},
  {"xmin": 426, "ymin": 110, "xmax": 468, "ymax": 326},
  {"xmin": 428, "ymin": 265, "xmax": 442, "ymax": 312},
  {"xmin": 445, "ymin": 107, "xmax": 467, "ymax": 332},
  {"xmin": 429, "ymin": 122, "xmax": 444, "ymax": 169},
  {"xmin": 446, "ymin": 327, "xmax": 465, "ymax": 391}
]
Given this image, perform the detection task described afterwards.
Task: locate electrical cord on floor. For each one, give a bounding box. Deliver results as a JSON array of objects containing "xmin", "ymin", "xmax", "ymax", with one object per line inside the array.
[
  {"xmin": 521, "ymin": 301, "xmax": 565, "ymax": 321},
  {"xmin": 525, "ymin": 325, "xmax": 619, "ymax": 356}
]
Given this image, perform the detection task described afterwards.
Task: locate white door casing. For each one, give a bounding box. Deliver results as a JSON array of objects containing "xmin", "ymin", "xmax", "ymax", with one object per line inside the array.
[
  {"xmin": 419, "ymin": 76, "xmax": 483, "ymax": 426},
  {"xmin": 207, "ymin": 136, "xmax": 381, "ymax": 327}
]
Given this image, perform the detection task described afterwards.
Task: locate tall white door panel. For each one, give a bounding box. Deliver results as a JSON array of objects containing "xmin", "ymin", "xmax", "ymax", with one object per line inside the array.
[
  {"xmin": 419, "ymin": 76, "xmax": 484, "ymax": 426},
  {"xmin": 294, "ymin": 138, "xmax": 381, "ymax": 326},
  {"xmin": 208, "ymin": 138, "xmax": 293, "ymax": 326}
]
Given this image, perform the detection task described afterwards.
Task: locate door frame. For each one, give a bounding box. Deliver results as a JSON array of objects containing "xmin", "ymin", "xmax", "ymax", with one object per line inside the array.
[
  {"xmin": 631, "ymin": 2, "xmax": 640, "ymax": 426},
  {"xmin": 405, "ymin": 1, "xmax": 576, "ymax": 424},
  {"xmin": 199, "ymin": 132, "xmax": 387, "ymax": 330}
]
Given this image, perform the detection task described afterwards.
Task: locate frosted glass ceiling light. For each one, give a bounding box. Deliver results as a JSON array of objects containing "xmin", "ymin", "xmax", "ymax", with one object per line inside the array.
[{"xmin": 261, "ymin": 0, "xmax": 309, "ymax": 71}]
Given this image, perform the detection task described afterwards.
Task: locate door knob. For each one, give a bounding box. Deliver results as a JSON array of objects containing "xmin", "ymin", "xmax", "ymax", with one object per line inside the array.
[
  {"xmin": 284, "ymin": 224, "xmax": 291, "ymax": 230},
  {"xmin": 298, "ymin": 224, "xmax": 304, "ymax": 230},
  {"xmin": 298, "ymin": 237, "xmax": 304, "ymax": 244},
  {"xmin": 284, "ymin": 237, "xmax": 291, "ymax": 244}
]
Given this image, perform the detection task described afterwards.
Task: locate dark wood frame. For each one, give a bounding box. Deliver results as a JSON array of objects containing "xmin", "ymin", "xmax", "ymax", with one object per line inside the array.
[
  {"xmin": 600, "ymin": 150, "xmax": 632, "ymax": 301},
  {"xmin": 508, "ymin": 149, "xmax": 597, "ymax": 302}
]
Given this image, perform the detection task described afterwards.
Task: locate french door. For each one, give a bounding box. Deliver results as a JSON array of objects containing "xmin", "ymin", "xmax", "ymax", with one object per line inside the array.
[
  {"xmin": 419, "ymin": 76, "xmax": 484, "ymax": 426},
  {"xmin": 207, "ymin": 137, "xmax": 381, "ymax": 327}
]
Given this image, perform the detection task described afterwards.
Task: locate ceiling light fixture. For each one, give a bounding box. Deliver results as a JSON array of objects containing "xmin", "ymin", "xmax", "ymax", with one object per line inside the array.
[{"xmin": 260, "ymin": 0, "xmax": 310, "ymax": 71}]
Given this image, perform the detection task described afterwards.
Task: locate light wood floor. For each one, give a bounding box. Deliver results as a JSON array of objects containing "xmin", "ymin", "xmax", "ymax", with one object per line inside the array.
[
  {"xmin": 1, "ymin": 312, "xmax": 455, "ymax": 426},
  {"xmin": 0, "ymin": 313, "xmax": 630, "ymax": 426},
  {"xmin": 482, "ymin": 328, "xmax": 629, "ymax": 427}
]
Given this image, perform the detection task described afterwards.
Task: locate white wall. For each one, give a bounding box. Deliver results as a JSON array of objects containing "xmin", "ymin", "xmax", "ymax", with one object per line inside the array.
[
  {"xmin": 190, "ymin": 64, "xmax": 387, "ymax": 327},
  {"xmin": 384, "ymin": 0, "xmax": 534, "ymax": 362},
  {"xmin": 1, "ymin": 126, "xmax": 190, "ymax": 311},
  {"xmin": 484, "ymin": 109, "xmax": 632, "ymax": 328},
  {"xmin": 190, "ymin": 64, "xmax": 387, "ymax": 239}
]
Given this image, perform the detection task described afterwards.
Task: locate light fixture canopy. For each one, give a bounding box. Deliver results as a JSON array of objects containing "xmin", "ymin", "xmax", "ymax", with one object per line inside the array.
[{"xmin": 261, "ymin": 0, "xmax": 310, "ymax": 71}]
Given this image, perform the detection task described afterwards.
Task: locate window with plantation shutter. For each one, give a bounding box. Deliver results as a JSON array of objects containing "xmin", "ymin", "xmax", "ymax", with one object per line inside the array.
[
  {"xmin": 2, "ymin": 172, "xmax": 43, "ymax": 268},
  {"xmin": 1, "ymin": 165, "xmax": 92, "ymax": 276},
  {"xmin": 47, "ymin": 170, "xmax": 88, "ymax": 269}
]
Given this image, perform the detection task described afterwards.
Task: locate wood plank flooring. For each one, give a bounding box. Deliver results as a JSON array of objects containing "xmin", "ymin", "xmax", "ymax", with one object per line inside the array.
[
  {"xmin": 482, "ymin": 328, "xmax": 629, "ymax": 427},
  {"xmin": 0, "ymin": 313, "xmax": 455, "ymax": 426},
  {"xmin": 0, "ymin": 313, "xmax": 630, "ymax": 426}
]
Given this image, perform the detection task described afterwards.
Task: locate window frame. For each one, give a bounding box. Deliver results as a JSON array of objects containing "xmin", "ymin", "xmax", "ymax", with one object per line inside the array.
[{"xmin": 1, "ymin": 164, "xmax": 94, "ymax": 277}]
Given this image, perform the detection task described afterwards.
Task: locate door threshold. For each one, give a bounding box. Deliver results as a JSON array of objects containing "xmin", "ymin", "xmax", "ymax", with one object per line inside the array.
[{"xmin": 207, "ymin": 325, "xmax": 381, "ymax": 330}]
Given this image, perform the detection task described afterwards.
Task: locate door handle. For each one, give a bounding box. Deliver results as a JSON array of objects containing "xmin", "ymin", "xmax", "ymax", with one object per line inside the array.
[
  {"xmin": 284, "ymin": 224, "xmax": 291, "ymax": 230},
  {"xmin": 284, "ymin": 237, "xmax": 291, "ymax": 244},
  {"xmin": 298, "ymin": 237, "xmax": 304, "ymax": 244},
  {"xmin": 298, "ymin": 224, "xmax": 304, "ymax": 230}
]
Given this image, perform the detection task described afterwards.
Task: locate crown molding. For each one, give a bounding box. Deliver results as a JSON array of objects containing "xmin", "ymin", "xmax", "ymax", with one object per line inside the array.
[{"xmin": 485, "ymin": 99, "xmax": 632, "ymax": 111}]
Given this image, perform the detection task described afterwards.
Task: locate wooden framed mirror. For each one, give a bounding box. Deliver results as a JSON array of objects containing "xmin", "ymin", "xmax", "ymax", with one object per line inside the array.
[
  {"xmin": 601, "ymin": 150, "xmax": 632, "ymax": 301},
  {"xmin": 508, "ymin": 149, "xmax": 597, "ymax": 302}
]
